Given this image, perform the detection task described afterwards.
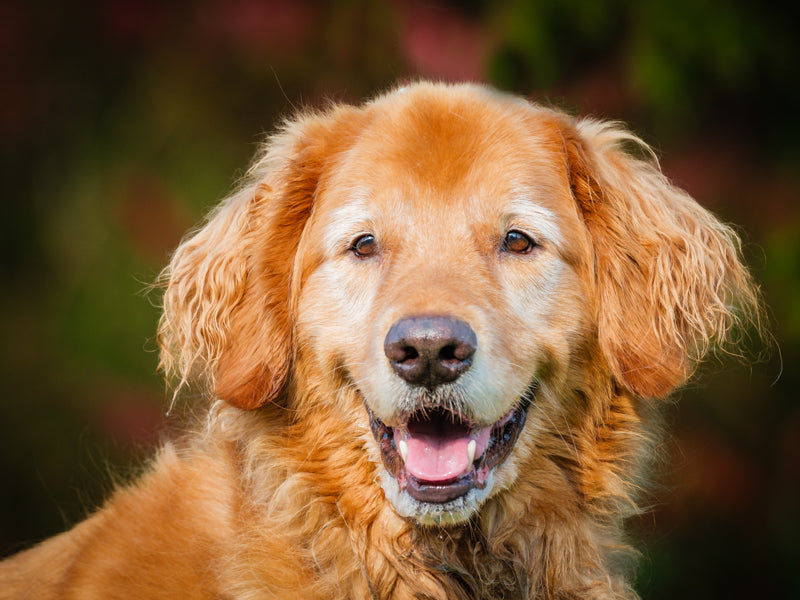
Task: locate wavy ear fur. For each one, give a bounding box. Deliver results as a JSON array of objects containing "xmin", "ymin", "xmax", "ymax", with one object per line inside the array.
[
  {"xmin": 563, "ymin": 118, "xmax": 761, "ymax": 398},
  {"xmin": 158, "ymin": 106, "xmax": 366, "ymax": 409}
]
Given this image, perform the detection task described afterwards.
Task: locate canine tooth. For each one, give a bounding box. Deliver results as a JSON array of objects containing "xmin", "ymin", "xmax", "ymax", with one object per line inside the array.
[
  {"xmin": 467, "ymin": 439, "xmax": 476, "ymax": 464},
  {"xmin": 398, "ymin": 439, "xmax": 408, "ymax": 463}
]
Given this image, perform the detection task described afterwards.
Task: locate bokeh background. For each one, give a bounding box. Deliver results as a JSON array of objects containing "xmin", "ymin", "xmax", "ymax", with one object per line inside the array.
[{"xmin": 1, "ymin": 1, "xmax": 797, "ymax": 597}]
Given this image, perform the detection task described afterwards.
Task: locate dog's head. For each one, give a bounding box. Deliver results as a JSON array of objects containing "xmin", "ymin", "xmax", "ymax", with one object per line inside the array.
[{"xmin": 159, "ymin": 83, "xmax": 760, "ymax": 525}]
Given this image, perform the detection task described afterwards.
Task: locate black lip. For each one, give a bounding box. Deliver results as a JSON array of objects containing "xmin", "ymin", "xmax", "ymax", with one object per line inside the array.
[
  {"xmin": 405, "ymin": 473, "xmax": 476, "ymax": 503},
  {"xmin": 367, "ymin": 384, "xmax": 535, "ymax": 504}
]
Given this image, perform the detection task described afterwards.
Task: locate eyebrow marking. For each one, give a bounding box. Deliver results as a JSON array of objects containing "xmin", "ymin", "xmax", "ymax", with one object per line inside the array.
[
  {"xmin": 504, "ymin": 198, "xmax": 562, "ymax": 247},
  {"xmin": 321, "ymin": 191, "xmax": 374, "ymax": 253}
]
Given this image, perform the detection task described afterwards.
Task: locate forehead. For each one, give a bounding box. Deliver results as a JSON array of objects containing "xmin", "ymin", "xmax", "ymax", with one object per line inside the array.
[
  {"xmin": 309, "ymin": 87, "xmax": 588, "ymax": 261},
  {"xmin": 323, "ymin": 88, "xmax": 575, "ymax": 215}
]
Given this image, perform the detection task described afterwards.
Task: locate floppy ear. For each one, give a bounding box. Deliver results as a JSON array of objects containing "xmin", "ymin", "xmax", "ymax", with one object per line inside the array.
[
  {"xmin": 158, "ymin": 107, "xmax": 366, "ymax": 409},
  {"xmin": 563, "ymin": 118, "xmax": 761, "ymax": 398}
]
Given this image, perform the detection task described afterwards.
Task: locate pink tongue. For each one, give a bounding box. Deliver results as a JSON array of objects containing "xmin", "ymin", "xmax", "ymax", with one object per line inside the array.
[{"xmin": 396, "ymin": 421, "xmax": 491, "ymax": 483}]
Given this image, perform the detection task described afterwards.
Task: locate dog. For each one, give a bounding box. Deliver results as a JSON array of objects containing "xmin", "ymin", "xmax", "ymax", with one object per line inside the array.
[{"xmin": 0, "ymin": 82, "xmax": 761, "ymax": 599}]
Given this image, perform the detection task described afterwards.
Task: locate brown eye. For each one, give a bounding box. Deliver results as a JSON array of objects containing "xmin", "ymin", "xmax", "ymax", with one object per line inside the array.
[
  {"xmin": 503, "ymin": 230, "xmax": 536, "ymax": 254},
  {"xmin": 351, "ymin": 234, "xmax": 378, "ymax": 258}
]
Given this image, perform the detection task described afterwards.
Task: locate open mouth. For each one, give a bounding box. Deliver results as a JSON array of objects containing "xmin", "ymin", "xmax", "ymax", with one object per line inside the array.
[{"xmin": 367, "ymin": 387, "xmax": 534, "ymax": 505}]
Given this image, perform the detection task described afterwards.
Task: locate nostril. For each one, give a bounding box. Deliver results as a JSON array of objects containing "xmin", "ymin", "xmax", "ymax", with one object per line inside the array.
[
  {"xmin": 442, "ymin": 342, "xmax": 475, "ymax": 363},
  {"xmin": 438, "ymin": 344, "xmax": 472, "ymax": 366},
  {"xmin": 402, "ymin": 346, "xmax": 419, "ymax": 362},
  {"xmin": 439, "ymin": 344, "xmax": 456, "ymax": 362},
  {"xmin": 385, "ymin": 343, "xmax": 419, "ymax": 364}
]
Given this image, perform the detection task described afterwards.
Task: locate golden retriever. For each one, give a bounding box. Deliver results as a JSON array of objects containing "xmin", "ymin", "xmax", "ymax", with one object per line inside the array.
[{"xmin": 0, "ymin": 82, "xmax": 761, "ymax": 599}]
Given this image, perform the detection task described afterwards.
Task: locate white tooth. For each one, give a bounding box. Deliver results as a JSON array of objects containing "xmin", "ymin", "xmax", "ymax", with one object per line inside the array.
[
  {"xmin": 467, "ymin": 439, "xmax": 476, "ymax": 465},
  {"xmin": 398, "ymin": 439, "xmax": 408, "ymax": 463}
]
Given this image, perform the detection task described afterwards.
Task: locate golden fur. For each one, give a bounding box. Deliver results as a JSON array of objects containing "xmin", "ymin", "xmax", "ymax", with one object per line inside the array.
[{"xmin": 0, "ymin": 82, "xmax": 762, "ymax": 599}]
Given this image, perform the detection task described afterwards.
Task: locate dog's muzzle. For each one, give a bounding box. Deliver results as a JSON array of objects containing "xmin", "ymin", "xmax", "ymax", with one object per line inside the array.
[{"xmin": 366, "ymin": 315, "xmax": 534, "ymax": 513}]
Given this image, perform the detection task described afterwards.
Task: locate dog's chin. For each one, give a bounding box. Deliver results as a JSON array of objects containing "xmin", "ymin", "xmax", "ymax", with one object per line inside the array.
[
  {"xmin": 365, "ymin": 384, "xmax": 534, "ymax": 526},
  {"xmin": 378, "ymin": 468, "xmax": 495, "ymax": 525}
]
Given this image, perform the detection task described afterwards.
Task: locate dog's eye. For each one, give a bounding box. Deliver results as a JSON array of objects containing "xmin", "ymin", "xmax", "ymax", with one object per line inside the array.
[
  {"xmin": 351, "ymin": 234, "xmax": 378, "ymax": 258},
  {"xmin": 503, "ymin": 230, "xmax": 536, "ymax": 254}
]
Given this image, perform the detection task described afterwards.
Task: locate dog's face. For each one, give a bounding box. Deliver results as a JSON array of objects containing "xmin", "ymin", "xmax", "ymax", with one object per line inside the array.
[
  {"xmin": 292, "ymin": 90, "xmax": 595, "ymax": 523},
  {"xmin": 160, "ymin": 82, "xmax": 758, "ymax": 529}
]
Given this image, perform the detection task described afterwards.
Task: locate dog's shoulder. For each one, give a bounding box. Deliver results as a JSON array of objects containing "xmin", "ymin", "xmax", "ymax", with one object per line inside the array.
[{"xmin": 0, "ymin": 441, "xmax": 239, "ymax": 600}]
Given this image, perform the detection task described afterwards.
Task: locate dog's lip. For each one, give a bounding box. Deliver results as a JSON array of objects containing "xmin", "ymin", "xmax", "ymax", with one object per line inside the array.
[{"xmin": 366, "ymin": 385, "xmax": 534, "ymax": 505}]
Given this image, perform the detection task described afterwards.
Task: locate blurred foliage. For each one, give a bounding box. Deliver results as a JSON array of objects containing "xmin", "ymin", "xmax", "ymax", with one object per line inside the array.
[{"xmin": 0, "ymin": 1, "xmax": 797, "ymax": 597}]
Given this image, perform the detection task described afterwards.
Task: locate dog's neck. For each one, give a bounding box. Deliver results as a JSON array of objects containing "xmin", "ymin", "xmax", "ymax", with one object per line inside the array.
[{"xmin": 215, "ymin": 364, "xmax": 647, "ymax": 599}]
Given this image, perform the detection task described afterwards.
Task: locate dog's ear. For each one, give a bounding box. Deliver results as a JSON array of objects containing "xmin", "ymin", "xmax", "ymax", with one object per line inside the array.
[
  {"xmin": 158, "ymin": 107, "xmax": 366, "ymax": 409},
  {"xmin": 563, "ymin": 118, "xmax": 761, "ymax": 398}
]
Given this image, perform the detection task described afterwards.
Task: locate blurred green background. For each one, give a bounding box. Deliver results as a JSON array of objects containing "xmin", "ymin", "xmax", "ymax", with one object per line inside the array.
[{"xmin": 0, "ymin": 1, "xmax": 797, "ymax": 597}]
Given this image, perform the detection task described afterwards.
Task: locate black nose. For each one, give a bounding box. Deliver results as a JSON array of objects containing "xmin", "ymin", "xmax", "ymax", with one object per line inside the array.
[{"xmin": 384, "ymin": 316, "xmax": 477, "ymax": 388}]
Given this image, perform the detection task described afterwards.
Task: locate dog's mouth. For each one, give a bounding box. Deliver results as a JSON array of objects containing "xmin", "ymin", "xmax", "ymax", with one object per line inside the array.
[{"xmin": 367, "ymin": 387, "xmax": 533, "ymax": 505}]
